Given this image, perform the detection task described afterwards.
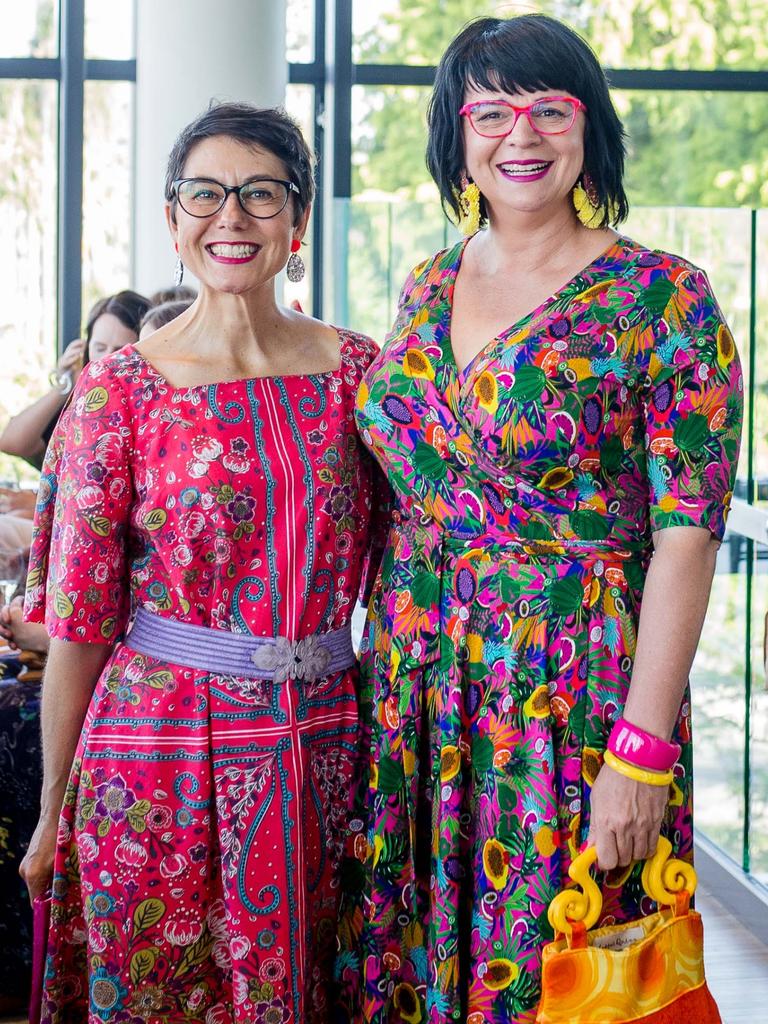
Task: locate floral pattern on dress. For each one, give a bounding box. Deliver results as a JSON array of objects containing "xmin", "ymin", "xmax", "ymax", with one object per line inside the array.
[
  {"xmin": 25, "ymin": 330, "xmax": 386, "ymax": 1024},
  {"xmin": 336, "ymin": 237, "xmax": 742, "ymax": 1024}
]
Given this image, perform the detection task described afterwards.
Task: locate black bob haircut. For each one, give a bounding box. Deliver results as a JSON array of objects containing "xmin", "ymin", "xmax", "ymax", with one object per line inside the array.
[
  {"xmin": 426, "ymin": 14, "xmax": 628, "ymax": 230},
  {"xmin": 165, "ymin": 101, "xmax": 315, "ymax": 226}
]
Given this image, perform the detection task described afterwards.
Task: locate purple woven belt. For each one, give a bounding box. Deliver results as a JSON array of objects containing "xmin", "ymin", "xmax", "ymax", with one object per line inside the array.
[{"xmin": 124, "ymin": 607, "xmax": 355, "ymax": 683}]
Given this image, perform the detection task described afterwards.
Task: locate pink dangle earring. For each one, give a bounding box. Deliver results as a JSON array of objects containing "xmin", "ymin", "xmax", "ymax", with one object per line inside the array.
[{"xmin": 286, "ymin": 238, "xmax": 305, "ymax": 283}]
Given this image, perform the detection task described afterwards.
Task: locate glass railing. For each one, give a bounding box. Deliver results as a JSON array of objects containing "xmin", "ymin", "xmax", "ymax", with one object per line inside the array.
[{"xmin": 335, "ymin": 199, "xmax": 767, "ymax": 887}]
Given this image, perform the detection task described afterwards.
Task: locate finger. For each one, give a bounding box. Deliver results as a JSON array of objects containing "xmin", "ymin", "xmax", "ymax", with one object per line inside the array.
[
  {"xmin": 594, "ymin": 830, "xmax": 619, "ymax": 872},
  {"xmin": 615, "ymin": 829, "xmax": 633, "ymax": 868},
  {"xmin": 631, "ymin": 833, "xmax": 650, "ymax": 863},
  {"xmin": 645, "ymin": 830, "xmax": 661, "ymax": 860}
]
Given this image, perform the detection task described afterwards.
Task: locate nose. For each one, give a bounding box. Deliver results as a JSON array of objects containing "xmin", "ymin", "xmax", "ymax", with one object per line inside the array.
[
  {"xmin": 216, "ymin": 189, "xmax": 249, "ymax": 226},
  {"xmin": 506, "ymin": 111, "xmax": 541, "ymax": 146}
]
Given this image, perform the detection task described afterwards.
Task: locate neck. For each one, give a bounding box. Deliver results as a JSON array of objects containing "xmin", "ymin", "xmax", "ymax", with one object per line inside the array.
[
  {"xmin": 175, "ymin": 281, "xmax": 288, "ymax": 365},
  {"xmin": 475, "ymin": 202, "xmax": 600, "ymax": 274}
]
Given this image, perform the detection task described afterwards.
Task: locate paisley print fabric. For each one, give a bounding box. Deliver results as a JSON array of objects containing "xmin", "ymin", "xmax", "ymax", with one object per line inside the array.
[
  {"xmin": 24, "ymin": 330, "xmax": 382, "ymax": 1024},
  {"xmin": 335, "ymin": 237, "xmax": 742, "ymax": 1023}
]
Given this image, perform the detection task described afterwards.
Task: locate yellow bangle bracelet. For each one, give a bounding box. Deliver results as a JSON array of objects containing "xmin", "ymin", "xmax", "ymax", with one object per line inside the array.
[{"xmin": 603, "ymin": 749, "xmax": 673, "ymax": 787}]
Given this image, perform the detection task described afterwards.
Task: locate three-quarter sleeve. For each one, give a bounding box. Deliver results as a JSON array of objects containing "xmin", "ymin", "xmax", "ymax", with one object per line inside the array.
[
  {"xmin": 24, "ymin": 359, "xmax": 134, "ymax": 642},
  {"xmin": 639, "ymin": 267, "xmax": 743, "ymax": 539}
]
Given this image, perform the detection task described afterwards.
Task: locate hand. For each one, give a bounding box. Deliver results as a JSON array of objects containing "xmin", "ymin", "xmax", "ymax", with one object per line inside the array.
[
  {"xmin": 586, "ymin": 762, "xmax": 669, "ymax": 871},
  {"xmin": 20, "ymin": 814, "xmax": 59, "ymax": 901},
  {"xmin": 55, "ymin": 338, "xmax": 87, "ymax": 383},
  {"xmin": 0, "ymin": 597, "xmax": 49, "ymax": 653},
  {"xmin": 0, "ymin": 488, "xmax": 36, "ymax": 519}
]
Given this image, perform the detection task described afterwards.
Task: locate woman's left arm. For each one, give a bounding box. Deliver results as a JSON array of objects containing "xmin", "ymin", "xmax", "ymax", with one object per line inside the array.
[{"xmin": 588, "ymin": 525, "xmax": 718, "ymax": 870}]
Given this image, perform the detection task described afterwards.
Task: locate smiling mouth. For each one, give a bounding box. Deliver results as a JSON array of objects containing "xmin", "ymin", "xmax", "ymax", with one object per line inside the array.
[
  {"xmin": 497, "ymin": 161, "xmax": 553, "ymax": 179},
  {"xmin": 206, "ymin": 242, "xmax": 260, "ymax": 259}
]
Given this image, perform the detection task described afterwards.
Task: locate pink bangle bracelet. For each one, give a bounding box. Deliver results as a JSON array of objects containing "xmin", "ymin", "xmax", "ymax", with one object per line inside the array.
[{"xmin": 607, "ymin": 717, "xmax": 681, "ymax": 772}]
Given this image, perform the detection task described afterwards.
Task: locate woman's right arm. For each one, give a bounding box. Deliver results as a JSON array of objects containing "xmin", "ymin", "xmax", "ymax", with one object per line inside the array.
[
  {"xmin": 20, "ymin": 639, "xmax": 113, "ymax": 900},
  {"xmin": 0, "ymin": 339, "xmax": 86, "ymax": 462}
]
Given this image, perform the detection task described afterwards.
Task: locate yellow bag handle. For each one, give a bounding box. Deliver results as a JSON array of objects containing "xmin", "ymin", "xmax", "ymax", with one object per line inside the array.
[{"xmin": 548, "ymin": 836, "xmax": 698, "ymax": 939}]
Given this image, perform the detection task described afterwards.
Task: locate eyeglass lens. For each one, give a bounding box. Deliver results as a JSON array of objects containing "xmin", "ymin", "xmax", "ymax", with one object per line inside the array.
[
  {"xmin": 468, "ymin": 99, "xmax": 578, "ymax": 136},
  {"xmin": 176, "ymin": 179, "xmax": 290, "ymax": 218}
]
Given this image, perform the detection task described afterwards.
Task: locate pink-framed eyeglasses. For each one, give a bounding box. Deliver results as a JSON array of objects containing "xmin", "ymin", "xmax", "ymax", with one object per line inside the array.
[{"xmin": 459, "ymin": 96, "xmax": 586, "ymax": 138}]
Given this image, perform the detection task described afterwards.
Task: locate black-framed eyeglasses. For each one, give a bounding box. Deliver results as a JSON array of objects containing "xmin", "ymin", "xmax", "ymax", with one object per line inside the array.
[{"xmin": 172, "ymin": 177, "xmax": 300, "ymax": 219}]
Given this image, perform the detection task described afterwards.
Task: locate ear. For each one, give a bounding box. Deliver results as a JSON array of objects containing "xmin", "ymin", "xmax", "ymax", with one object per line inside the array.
[
  {"xmin": 293, "ymin": 201, "xmax": 312, "ymax": 241},
  {"xmin": 165, "ymin": 203, "xmax": 179, "ymax": 247}
]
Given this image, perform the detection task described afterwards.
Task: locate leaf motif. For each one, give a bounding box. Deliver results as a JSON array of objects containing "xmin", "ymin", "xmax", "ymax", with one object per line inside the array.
[
  {"xmin": 84, "ymin": 386, "xmax": 109, "ymax": 413},
  {"xmin": 133, "ymin": 898, "xmax": 166, "ymax": 935},
  {"xmin": 570, "ymin": 509, "xmax": 610, "ymax": 541},
  {"xmin": 25, "ymin": 565, "xmax": 45, "ymax": 589},
  {"xmin": 411, "ymin": 570, "xmax": 439, "ymax": 609},
  {"xmin": 412, "ymin": 441, "xmax": 447, "ymax": 481},
  {"xmin": 100, "ymin": 617, "xmax": 117, "ymax": 640},
  {"xmin": 53, "ymin": 589, "xmax": 74, "ymax": 619},
  {"xmin": 143, "ymin": 508, "xmax": 167, "ymax": 532},
  {"xmin": 673, "ymin": 412, "xmax": 709, "ymax": 453},
  {"xmin": 175, "ymin": 931, "xmax": 214, "ymax": 977},
  {"xmin": 144, "ymin": 671, "xmax": 173, "ymax": 689},
  {"xmin": 130, "ymin": 946, "xmax": 158, "ymax": 987},
  {"xmin": 549, "ymin": 575, "xmax": 584, "ymax": 617},
  {"xmin": 87, "ymin": 515, "xmax": 111, "ymax": 538},
  {"xmin": 96, "ymin": 817, "xmax": 110, "ymax": 837},
  {"xmin": 510, "ymin": 365, "xmax": 546, "ymax": 403},
  {"xmin": 127, "ymin": 810, "xmax": 147, "ymax": 833},
  {"xmin": 376, "ymin": 755, "xmax": 404, "ymax": 795},
  {"xmin": 472, "ymin": 734, "xmax": 495, "ymax": 775}
]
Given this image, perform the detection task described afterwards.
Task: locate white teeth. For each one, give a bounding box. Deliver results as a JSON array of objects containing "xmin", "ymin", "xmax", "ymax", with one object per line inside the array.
[
  {"xmin": 209, "ymin": 243, "xmax": 258, "ymax": 257},
  {"xmin": 500, "ymin": 163, "xmax": 549, "ymax": 175}
]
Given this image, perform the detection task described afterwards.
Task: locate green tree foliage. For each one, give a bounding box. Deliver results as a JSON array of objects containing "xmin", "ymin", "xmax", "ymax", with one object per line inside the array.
[{"xmin": 353, "ymin": 0, "xmax": 768, "ymax": 207}]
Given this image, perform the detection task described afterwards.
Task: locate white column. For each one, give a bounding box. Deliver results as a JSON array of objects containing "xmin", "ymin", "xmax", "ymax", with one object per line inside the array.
[{"xmin": 133, "ymin": 0, "xmax": 287, "ymax": 297}]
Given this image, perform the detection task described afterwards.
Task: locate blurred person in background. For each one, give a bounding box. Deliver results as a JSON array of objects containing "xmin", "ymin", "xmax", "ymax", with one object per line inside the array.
[
  {"xmin": 138, "ymin": 297, "xmax": 195, "ymax": 340},
  {"xmin": 0, "ymin": 290, "xmax": 151, "ymax": 470},
  {"xmin": 149, "ymin": 283, "xmax": 198, "ymax": 305}
]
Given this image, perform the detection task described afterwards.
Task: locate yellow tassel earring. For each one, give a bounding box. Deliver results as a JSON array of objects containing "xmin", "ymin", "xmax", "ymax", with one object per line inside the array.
[
  {"xmin": 455, "ymin": 175, "xmax": 481, "ymax": 236},
  {"xmin": 573, "ymin": 173, "xmax": 603, "ymax": 228}
]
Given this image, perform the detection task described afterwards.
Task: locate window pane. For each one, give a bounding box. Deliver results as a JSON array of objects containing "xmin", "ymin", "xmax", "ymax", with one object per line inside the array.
[
  {"xmin": 0, "ymin": 0, "xmax": 58, "ymax": 58},
  {"xmin": 616, "ymin": 90, "xmax": 768, "ymax": 209},
  {"xmin": 0, "ymin": 80, "xmax": 57, "ymax": 486},
  {"xmin": 286, "ymin": 0, "xmax": 314, "ymax": 63},
  {"xmin": 85, "ymin": 0, "xmax": 134, "ymax": 59},
  {"xmin": 352, "ymin": 0, "xmax": 768, "ymax": 70},
  {"xmin": 82, "ymin": 82, "xmax": 134, "ymax": 317}
]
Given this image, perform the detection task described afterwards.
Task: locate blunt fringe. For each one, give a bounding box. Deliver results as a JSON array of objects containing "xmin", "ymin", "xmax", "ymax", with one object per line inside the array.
[
  {"xmin": 165, "ymin": 101, "xmax": 315, "ymax": 226},
  {"xmin": 426, "ymin": 14, "xmax": 628, "ymax": 229}
]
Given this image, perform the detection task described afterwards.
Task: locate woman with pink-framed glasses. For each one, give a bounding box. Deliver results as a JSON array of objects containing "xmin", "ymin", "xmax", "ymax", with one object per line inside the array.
[{"xmin": 336, "ymin": 13, "xmax": 741, "ymax": 1023}]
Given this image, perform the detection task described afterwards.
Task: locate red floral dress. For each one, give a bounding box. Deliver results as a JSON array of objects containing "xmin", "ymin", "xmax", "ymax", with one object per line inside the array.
[{"xmin": 25, "ymin": 331, "xmax": 383, "ymax": 1024}]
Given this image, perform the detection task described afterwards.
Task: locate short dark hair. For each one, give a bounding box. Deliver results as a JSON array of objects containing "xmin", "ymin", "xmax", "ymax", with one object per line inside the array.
[
  {"xmin": 85, "ymin": 290, "xmax": 152, "ymax": 343},
  {"xmin": 426, "ymin": 15, "xmax": 628, "ymax": 230},
  {"xmin": 165, "ymin": 101, "xmax": 315, "ymax": 226},
  {"xmin": 140, "ymin": 299, "xmax": 194, "ymax": 334}
]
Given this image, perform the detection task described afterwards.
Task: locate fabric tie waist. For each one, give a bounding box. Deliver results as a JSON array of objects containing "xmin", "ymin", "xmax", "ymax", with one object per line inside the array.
[
  {"xmin": 125, "ymin": 606, "xmax": 355, "ymax": 683},
  {"xmin": 382, "ymin": 516, "xmax": 646, "ymax": 678}
]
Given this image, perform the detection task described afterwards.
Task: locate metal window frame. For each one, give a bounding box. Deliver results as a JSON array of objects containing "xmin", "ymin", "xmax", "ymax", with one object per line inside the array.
[{"xmin": 0, "ymin": 0, "xmax": 136, "ymax": 354}]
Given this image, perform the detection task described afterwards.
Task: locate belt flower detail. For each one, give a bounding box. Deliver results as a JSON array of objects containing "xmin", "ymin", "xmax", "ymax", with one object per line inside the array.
[{"xmin": 250, "ymin": 635, "xmax": 332, "ymax": 684}]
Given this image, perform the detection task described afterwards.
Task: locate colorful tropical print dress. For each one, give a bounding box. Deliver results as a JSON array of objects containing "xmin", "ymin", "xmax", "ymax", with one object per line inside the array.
[
  {"xmin": 335, "ymin": 236, "xmax": 743, "ymax": 1024},
  {"xmin": 24, "ymin": 330, "xmax": 383, "ymax": 1024}
]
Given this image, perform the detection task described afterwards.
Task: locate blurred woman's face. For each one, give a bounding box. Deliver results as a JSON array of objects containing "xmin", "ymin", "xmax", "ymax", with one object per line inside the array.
[{"xmin": 88, "ymin": 313, "xmax": 138, "ymax": 361}]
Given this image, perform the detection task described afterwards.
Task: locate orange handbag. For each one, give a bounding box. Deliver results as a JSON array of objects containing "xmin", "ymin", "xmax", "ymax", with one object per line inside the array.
[{"xmin": 536, "ymin": 838, "xmax": 721, "ymax": 1024}]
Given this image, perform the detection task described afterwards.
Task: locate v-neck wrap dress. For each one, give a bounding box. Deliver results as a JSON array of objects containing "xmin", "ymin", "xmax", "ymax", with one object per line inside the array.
[
  {"xmin": 24, "ymin": 331, "xmax": 386, "ymax": 1024},
  {"xmin": 336, "ymin": 237, "xmax": 742, "ymax": 1023}
]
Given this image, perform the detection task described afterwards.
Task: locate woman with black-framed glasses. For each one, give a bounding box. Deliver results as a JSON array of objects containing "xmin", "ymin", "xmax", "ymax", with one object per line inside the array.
[
  {"xmin": 337, "ymin": 13, "xmax": 741, "ymax": 1023},
  {"xmin": 21, "ymin": 101, "xmax": 387, "ymax": 1024}
]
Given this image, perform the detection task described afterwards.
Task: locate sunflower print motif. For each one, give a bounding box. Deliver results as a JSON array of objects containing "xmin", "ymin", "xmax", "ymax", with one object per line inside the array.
[{"xmin": 335, "ymin": 236, "xmax": 743, "ymax": 1023}]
